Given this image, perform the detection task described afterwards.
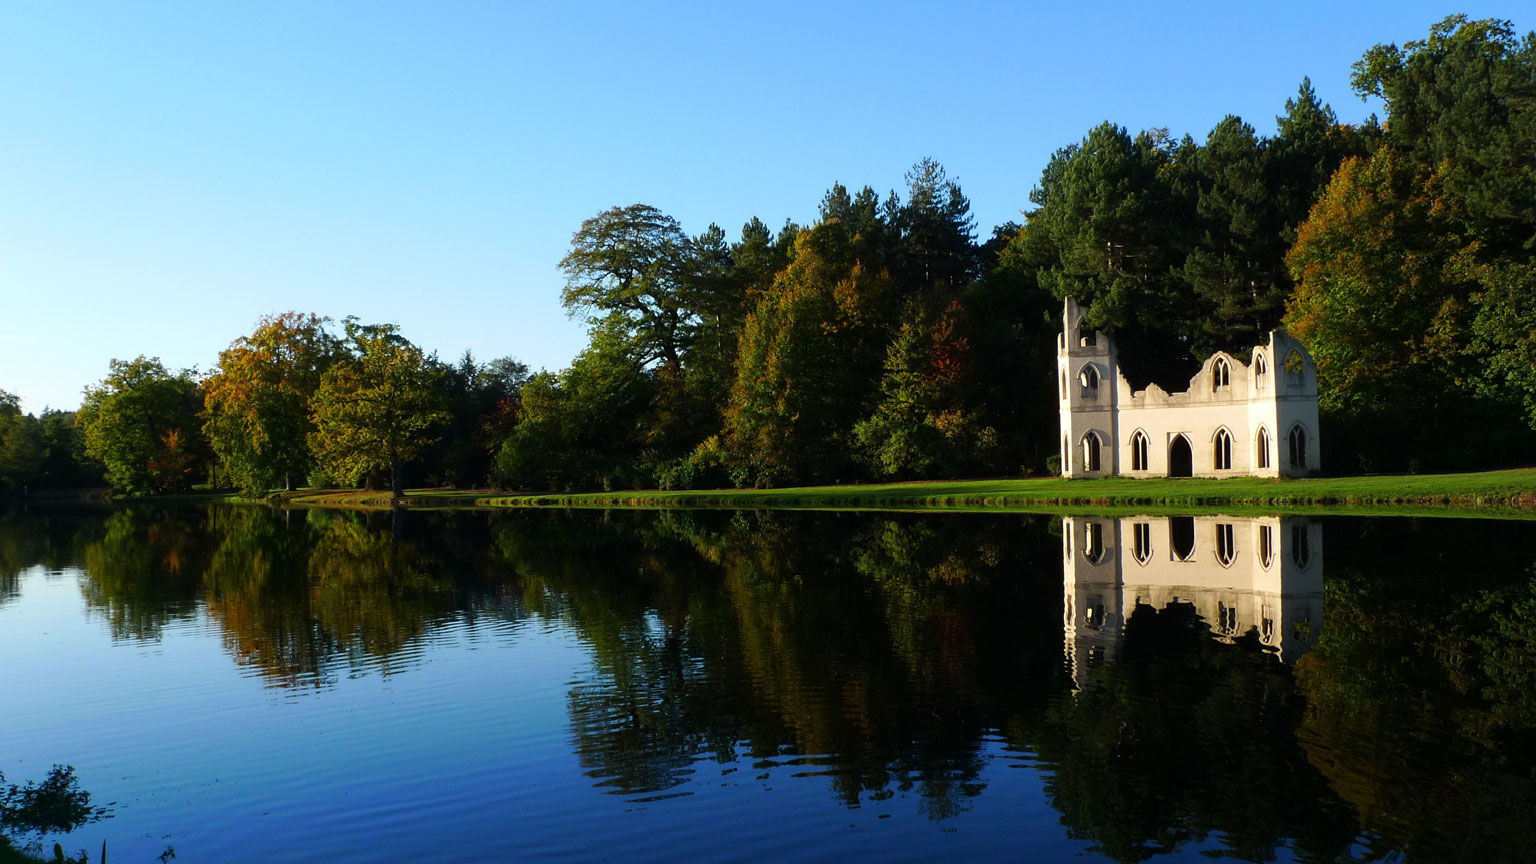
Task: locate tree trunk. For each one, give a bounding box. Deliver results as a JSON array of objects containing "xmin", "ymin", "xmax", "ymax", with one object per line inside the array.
[
  {"xmin": 390, "ymin": 455, "xmax": 404, "ymax": 503},
  {"xmin": 285, "ymin": 474, "xmax": 295, "ymax": 492}
]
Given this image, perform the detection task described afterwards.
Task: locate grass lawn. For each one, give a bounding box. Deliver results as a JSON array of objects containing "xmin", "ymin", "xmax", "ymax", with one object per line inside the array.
[{"xmin": 266, "ymin": 467, "xmax": 1536, "ymax": 518}]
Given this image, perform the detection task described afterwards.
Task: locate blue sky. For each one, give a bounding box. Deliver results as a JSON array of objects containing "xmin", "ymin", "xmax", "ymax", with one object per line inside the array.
[{"xmin": 0, "ymin": 1, "xmax": 1515, "ymax": 413}]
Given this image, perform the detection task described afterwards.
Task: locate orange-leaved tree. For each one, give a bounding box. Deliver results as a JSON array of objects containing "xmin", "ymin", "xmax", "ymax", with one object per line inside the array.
[{"xmin": 203, "ymin": 312, "xmax": 340, "ymax": 495}]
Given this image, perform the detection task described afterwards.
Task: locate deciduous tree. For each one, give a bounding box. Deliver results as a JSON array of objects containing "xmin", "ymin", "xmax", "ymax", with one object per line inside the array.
[
  {"xmin": 0, "ymin": 413, "xmax": 44, "ymax": 493},
  {"xmin": 724, "ymin": 225, "xmax": 891, "ymax": 485},
  {"xmin": 561, "ymin": 204, "xmax": 695, "ymax": 369},
  {"xmin": 309, "ymin": 326, "xmax": 448, "ymax": 499},
  {"xmin": 78, "ymin": 357, "xmax": 205, "ymax": 495},
  {"xmin": 203, "ymin": 312, "xmax": 339, "ymax": 495}
]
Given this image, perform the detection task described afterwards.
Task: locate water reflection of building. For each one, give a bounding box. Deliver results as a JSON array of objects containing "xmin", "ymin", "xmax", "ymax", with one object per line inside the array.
[{"xmin": 1062, "ymin": 515, "xmax": 1323, "ymax": 689}]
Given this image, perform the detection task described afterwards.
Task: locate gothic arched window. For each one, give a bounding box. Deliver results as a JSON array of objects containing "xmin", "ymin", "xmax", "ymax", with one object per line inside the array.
[
  {"xmin": 1284, "ymin": 350, "xmax": 1304, "ymax": 384},
  {"xmin": 1084, "ymin": 522, "xmax": 1106, "ymax": 564},
  {"xmin": 1081, "ymin": 431, "xmax": 1102, "ymax": 472},
  {"xmin": 1079, "ymin": 364, "xmax": 1100, "ymax": 397},
  {"xmin": 1215, "ymin": 523, "xmax": 1236, "ymax": 566},
  {"xmin": 1130, "ymin": 430, "xmax": 1149, "ymax": 471},
  {"xmin": 1212, "ymin": 358, "xmax": 1230, "ymax": 390},
  {"xmin": 1214, "ymin": 428, "xmax": 1233, "ymax": 471},
  {"xmin": 1288, "ymin": 425, "xmax": 1308, "ymax": 470},
  {"xmin": 1291, "ymin": 523, "xmax": 1311, "ymax": 568},
  {"xmin": 1133, "ymin": 522, "xmax": 1152, "ymax": 564}
]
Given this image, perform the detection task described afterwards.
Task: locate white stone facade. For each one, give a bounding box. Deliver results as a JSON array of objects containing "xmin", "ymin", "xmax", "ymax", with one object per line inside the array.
[
  {"xmin": 1057, "ymin": 297, "xmax": 1321, "ymax": 478},
  {"xmin": 1061, "ymin": 515, "xmax": 1324, "ymax": 690}
]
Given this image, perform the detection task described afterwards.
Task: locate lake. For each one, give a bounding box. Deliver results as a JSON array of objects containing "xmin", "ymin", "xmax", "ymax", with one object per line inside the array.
[{"xmin": 2, "ymin": 505, "xmax": 1534, "ymax": 862}]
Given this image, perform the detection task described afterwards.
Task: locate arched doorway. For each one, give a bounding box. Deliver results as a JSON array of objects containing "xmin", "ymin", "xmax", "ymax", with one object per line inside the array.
[
  {"xmin": 1168, "ymin": 434, "xmax": 1193, "ymax": 477},
  {"xmin": 1170, "ymin": 516, "xmax": 1196, "ymax": 560}
]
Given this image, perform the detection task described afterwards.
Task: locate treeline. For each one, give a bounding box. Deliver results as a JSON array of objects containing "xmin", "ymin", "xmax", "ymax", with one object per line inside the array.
[
  {"xmin": 2, "ymin": 15, "xmax": 1532, "ymax": 497},
  {"xmin": 0, "ymin": 317, "xmax": 527, "ymax": 498}
]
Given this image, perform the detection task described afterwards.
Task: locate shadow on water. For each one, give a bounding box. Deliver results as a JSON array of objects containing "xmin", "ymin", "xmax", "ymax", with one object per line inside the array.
[{"xmin": 3, "ymin": 504, "xmax": 1536, "ymax": 861}]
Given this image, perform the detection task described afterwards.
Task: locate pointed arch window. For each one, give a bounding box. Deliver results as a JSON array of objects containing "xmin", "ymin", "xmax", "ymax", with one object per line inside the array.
[
  {"xmin": 1079, "ymin": 364, "xmax": 1100, "ymax": 398},
  {"xmin": 1060, "ymin": 370, "xmax": 1067, "ymax": 399},
  {"xmin": 1215, "ymin": 523, "xmax": 1236, "ymax": 566},
  {"xmin": 1062, "ymin": 435, "xmax": 1071, "ymax": 474},
  {"xmin": 1084, "ymin": 522, "xmax": 1106, "ymax": 564},
  {"xmin": 1130, "ymin": 430, "xmax": 1149, "ymax": 471},
  {"xmin": 1254, "ymin": 353, "xmax": 1267, "ymax": 388},
  {"xmin": 1212, "ymin": 358, "xmax": 1230, "ymax": 390},
  {"xmin": 1132, "ymin": 522, "xmax": 1152, "ymax": 564},
  {"xmin": 1291, "ymin": 523, "xmax": 1311, "ymax": 568},
  {"xmin": 1214, "ymin": 428, "xmax": 1233, "ymax": 471},
  {"xmin": 1259, "ymin": 525, "xmax": 1274, "ymax": 569},
  {"xmin": 1256, "ymin": 427, "xmax": 1271, "ymax": 470},
  {"xmin": 1081, "ymin": 431, "xmax": 1102, "ymax": 473},
  {"xmin": 1284, "ymin": 350, "xmax": 1304, "ymax": 385},
  {"xmin": 1288, "ymin": 425, "xmax": 1308, "ymax": 470}
]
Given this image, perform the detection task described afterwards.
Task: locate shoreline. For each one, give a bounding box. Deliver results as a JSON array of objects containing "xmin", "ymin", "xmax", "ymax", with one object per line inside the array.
[{"xmin": 254, "ymin": 468, "xmax": 1536, "ymax": 519}]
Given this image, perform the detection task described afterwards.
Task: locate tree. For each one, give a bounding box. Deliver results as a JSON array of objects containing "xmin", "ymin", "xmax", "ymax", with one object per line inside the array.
[
  {"xmin": 421, "ymin": 351, "xmax": 528, "ymax": 487},
  {"xmin": 560, "ymin": 204, "xmax": 695, "ymax": 369},
  {"xmin": 1281, "ymin": 16, "xmax": 1536, "ymax": 468},
  {"xmin": 203, "ymin": 312, "xmax": 340, "ymax": 495},
  {"xmin": 78, "ymin": 357, "xmax": 205, "ymax": 495},
  {"xmin": 1283, "ymin": 148, "xmax": 1530, "ymax": 469},
  {"xmin": 1023, "ymin": 123, "xmax": 1201, "ymax": 387},
  {"xmin": 723, "ymin": 225, "xmax": 892, "ymax": 485},
  {"xmin": 1351, "ymin": 15, "xmax": 1536, "ymax": 254},
  {"xmin": 493, "ymin": 321, "xmax": 654, "ymax": 491},
  {"xmin": 963, "ymin": 224, "xmax": 1061, "ymax": 474},
  {"xmin": 1268, "ymin": 78, "xmax": 1378, "ymax": 242},
  {"xmin": 309, "ymin": 325, "xmax": 448, "ymax": 499},
  {"xmin": 1183, "ymin": 115, "xmax": 1290, "ymax": 351},
  {"xmin": 1347, "ymin": 16, "xmax": 1536, "ymax": 436},
  {"xmin": 0, "ymin": 413, "xmax": 45, "ymax": 494},
  {"xmin": 853, "ymin": 300, "xmax": 995, "ymax": 478},
  {"xmin": 39, "ymin": 410, "xmax": 97, "ymax": 489},
  {"xmin": 888, "ymin": 158, "xmax": 978, "ymax": 297},
  {"xmin": 1471, "ymin": 259, "xmax": 1536, "ymax": 428},
  {"xmin": 677, "ymin": 222, "xmax": 748, "ymax": 426}
]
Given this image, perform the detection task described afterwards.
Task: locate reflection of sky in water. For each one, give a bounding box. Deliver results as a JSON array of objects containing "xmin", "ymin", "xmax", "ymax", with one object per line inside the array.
[
  {"xmin": 1, "ymin": 567, "xmax": 1089, "ymax": 863},
  {"xmin": 3, "ymin": 509, "xmax": 1534, "ymax": 863},
  {"xmin": 3, "ymin": 568, "xmax": 571, "ymax": 861}
]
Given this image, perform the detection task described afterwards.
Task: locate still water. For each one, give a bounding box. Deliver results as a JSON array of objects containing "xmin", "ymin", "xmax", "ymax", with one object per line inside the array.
[{"xmin": 2, "ymin": 505, "xmax": 1534, "ymax": 862}]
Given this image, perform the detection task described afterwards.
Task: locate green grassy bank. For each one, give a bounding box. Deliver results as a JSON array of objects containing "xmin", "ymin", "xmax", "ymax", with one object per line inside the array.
[{"xmin": 265, "ymin": 468, "xmax": 1536, "ymax": 518}]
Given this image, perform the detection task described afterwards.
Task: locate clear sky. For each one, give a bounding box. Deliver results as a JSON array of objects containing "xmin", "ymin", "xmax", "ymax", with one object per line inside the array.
[{"xmin": 0, "ymin": 1, "xmax": 1518, "ymax": 413}]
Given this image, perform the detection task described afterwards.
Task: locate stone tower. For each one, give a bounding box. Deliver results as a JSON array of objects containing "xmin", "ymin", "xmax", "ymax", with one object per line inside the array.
[{"xmin": 1057, "ymin": 297, "xmax": 1117, "ymax": 477}]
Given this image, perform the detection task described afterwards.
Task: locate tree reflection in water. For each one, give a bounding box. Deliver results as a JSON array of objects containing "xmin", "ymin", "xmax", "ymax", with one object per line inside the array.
[
  {"xmin": 0, "ymin": 507, "xmax": 93, "ymax": 607},
  {"xmin": 5, "ymin": 505, "xmax": 1536, "ymax": 860},
  {"xmin": 1039, "ymin": 601, "xmax": 1358, "ymax": 861},
  {"xmin": 1293, "ymin": 518, "xmax": 1536, "ymax": 862},
  {"xmin": 497, "ymin": 510, "xmax": 1064, "ymax": 813},
  {"xmin": 79, "ymin": 507, "xmax": 207, "ymax": 640}
]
